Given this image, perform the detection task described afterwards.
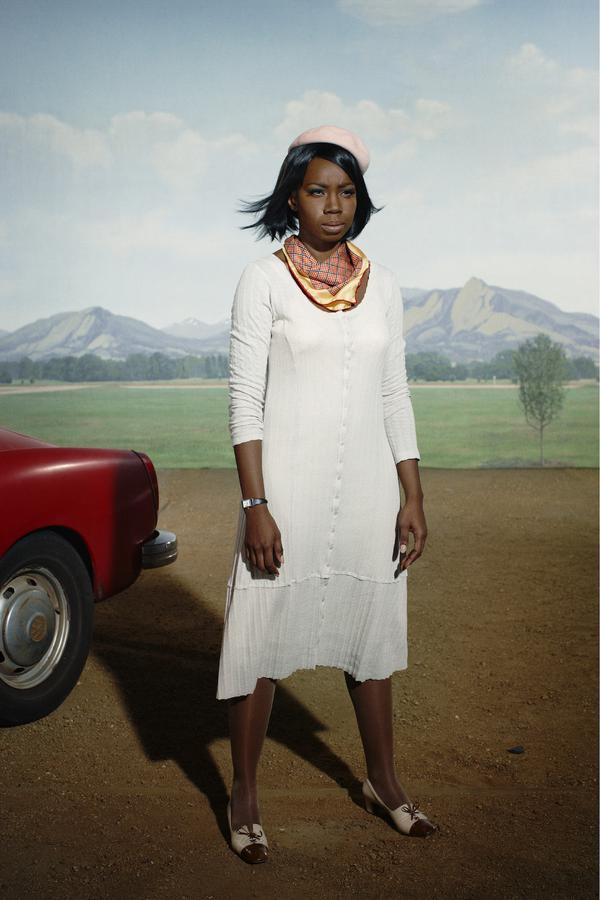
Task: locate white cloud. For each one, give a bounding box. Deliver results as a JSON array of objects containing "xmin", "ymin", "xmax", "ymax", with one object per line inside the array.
[
  {"xmin": 82, "ymin": 210, "xmax": 236, "ymax": 260},
  {"xmin": 506, "ymin": 42, "xmax": 596, "ymax": 92},
  {"xmin": 380, "ymin": 186, "xmax": 425, "ymax": 207},
  {"xmin": 0, "ymin": 112, "xmax": 112, "ymax": 168},
  {"xmin": 0, "ymin": 109, "xmax": 258, "ymax": 187},
  {"xmin": 411, "ymin": 98, "xmax": 454, "ymax": 139},
  {"xmin": 423, "ymin": 248, "xmax": 598, "ymax": 315},
  {"xmin": 109, "ymin": 110, "xmax": 184, "ymax": 138},
  {"xmin": 151, "ymin": 130, "xmax": 210, "ymax": 189},
  {"xmin": 514, "ymin": 145, "xmax": 597, "ymax": 190},
  {"xmin": 106, "ymin": 113, "xmax": 259, "ymax": 189},
  {"xmin": 151, "ymin": 129, "xmax": 257, "ymax": 189},
  {"xmin": 557, "ymin": 115, "xmax": 597, "ymax": 141},
  {"xmin": 118, "ymin": 115, "xmax": 259, "ymax": 189},
  {"xmin": 464, "ymin": 145, "xmax": 598, "ymax": 222},
  {"xmin": 504, "ymin": 42, "xmax": 598, "ymax": 142},
  {"xmin": 338, "ymin": 0, "xmax": 483, "ymax": 26},
  {"xmin": 275, "ymin": 90, "xmax": 453, "ymax": 150},
  {"xmin": 0, "ymin": 277, "xmax": 19, "ymax": 300},
  {"xmin": 506, "ymin": 42, "xmax": 558, "ymax": 78},
  {"xmin": 108, "ymin": 111, "xmax": 213, "ymax": 187}
]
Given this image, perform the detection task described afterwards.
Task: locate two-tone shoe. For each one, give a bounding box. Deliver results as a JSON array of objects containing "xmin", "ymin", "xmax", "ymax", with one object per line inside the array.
[
  {"xmin": 226, "ymin": 800, "xmax": 269, "ymax": 863},
  {"xmin": 362, "ymin": 778, "xmax": 438, "ymax": 837}
]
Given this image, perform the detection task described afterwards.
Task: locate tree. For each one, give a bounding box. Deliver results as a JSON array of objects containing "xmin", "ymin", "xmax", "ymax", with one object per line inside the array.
[
  {"xmin": 490, "ymin": 348, "xmax": 517, "ymax": 381},
  {"xmin": 569, "ymin": 355, "xmax": 599, "ymax": 381},
  {"xmin": 17, "ymin": 356, "xmax": 35, "ymax": 383},
  {"xmin": 513, "ymin": 333, "xmax": 568, "ymax": 466},
  {"xmin": 73, "ymin": 354, "xmax": 107, "ymax": 382},
  {"xmin": 408, "ymin": 351, "xmax": 454, "ymax": 382},
  {"xmin": 42, "ymin": 357, "xmax": 68, "ymax": 381}
]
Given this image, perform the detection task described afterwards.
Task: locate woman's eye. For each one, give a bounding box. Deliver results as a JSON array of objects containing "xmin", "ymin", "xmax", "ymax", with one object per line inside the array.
[{"xmin": 308, "ymin": 189, "xmax": 355, "ymax": 196}]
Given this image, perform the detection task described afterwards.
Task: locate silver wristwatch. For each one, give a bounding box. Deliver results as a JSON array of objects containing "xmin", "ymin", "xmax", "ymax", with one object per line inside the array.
[{"xmin": 241, "ymin": 497, "xmax": 268, "ymax": 509}]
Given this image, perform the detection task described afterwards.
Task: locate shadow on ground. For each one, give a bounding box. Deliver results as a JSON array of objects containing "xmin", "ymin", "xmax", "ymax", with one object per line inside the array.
[{"xmin": 92, "ymin": 573, "xmax": 359, "ymax": 837}]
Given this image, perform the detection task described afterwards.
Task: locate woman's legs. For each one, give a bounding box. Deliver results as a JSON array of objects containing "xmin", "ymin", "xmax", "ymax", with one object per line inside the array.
[
  {"xmin": 344, "ymin": 672, "xmax": 412, "ymax": 809},
  {"xmin": 228, "ymin": 676, "xmax": 276, "ymax": 828}
]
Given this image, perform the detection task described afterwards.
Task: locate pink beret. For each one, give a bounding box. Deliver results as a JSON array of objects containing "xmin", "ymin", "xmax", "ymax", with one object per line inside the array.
[{"xmin": 288, "ymin": 125, "xmax": 370, "ymax": 174}]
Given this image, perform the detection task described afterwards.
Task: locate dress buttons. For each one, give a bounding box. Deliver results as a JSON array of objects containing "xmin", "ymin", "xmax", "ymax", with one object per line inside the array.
[{"xmin": 320, "ymin": 328, "xmax": 353, "ymax": 619}]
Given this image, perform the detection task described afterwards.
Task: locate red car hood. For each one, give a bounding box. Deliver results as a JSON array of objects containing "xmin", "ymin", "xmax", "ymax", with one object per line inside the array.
[{"xmin": 0, "ymin": 428, "xmax": 57, "ymax": 451}]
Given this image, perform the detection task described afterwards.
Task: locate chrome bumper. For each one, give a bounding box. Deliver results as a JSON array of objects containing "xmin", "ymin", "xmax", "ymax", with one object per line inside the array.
[{"xmin": 141, "ymin": 530, "xmax": 178, "ymax": 569}]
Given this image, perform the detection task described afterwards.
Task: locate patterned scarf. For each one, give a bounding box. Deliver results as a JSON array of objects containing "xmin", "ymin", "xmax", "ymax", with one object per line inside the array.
[{"xmin": 281, "ymin": 234, "xmax": 370, "ymax": 312}]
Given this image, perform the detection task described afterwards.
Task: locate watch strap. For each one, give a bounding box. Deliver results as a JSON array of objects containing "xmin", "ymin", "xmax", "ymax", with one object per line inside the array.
[{"xmin": 241, "ymin": 497, "xmax": 268, "ymax": 509}]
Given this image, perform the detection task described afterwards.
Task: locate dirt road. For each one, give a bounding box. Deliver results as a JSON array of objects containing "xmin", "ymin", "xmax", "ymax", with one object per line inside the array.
[{"xmin": 2, "ymin": 468, "xmax": 597, "ymax": 899}]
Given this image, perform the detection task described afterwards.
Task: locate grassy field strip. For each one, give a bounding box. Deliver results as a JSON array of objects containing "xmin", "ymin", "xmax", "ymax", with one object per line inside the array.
[
  {"xmin": 0, "ymin": 382, "xmax": 597, "ymax": 468},
  {"xmin": 0, "ymin": 379, "xmax": 594, "ymax": 394}
]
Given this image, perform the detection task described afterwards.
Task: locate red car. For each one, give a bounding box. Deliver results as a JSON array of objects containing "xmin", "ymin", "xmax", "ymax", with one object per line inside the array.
[{"xmin": 0, "ymin": 427, "xmax": 177, "ymax": 725}]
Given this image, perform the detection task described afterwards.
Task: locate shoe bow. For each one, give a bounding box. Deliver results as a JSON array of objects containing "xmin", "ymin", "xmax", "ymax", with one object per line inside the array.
[
  {"xmin": 399, "ymin": 799, "xmax": 422, "ymax": 820},
  {"xmin": 237, "ymin": 825, "xmax": 265, "ymax": 842}
]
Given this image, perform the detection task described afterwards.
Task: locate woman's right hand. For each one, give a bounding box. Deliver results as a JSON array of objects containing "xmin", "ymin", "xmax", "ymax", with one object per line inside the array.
[{"xmin": 243, "ymin": 506, "xmax": 284, "ymax": 576}]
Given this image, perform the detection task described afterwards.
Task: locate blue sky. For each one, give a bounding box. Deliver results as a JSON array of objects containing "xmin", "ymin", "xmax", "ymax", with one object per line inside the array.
[{"xmin": 0, "ymin": 0, "xmax": 597, "ymax": 331}]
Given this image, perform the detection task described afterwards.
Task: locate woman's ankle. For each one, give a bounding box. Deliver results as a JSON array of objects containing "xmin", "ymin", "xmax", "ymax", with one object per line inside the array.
[
  {"xmin": 230, "ymin": 780, "xmax": 261, "ymax": 826},
  {"xmin": 367, "ymin": 771, "xmax": 409, "ymax": 807},
  {"xmin": 231, "ymin": 778, "xmax": 258, "ymax": 801}
]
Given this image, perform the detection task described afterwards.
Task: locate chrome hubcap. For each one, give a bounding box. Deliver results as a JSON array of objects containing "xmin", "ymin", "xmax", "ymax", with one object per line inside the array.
[{"xmin": 0, "ymin": 568, "xmax": 70, "ymax": 689}]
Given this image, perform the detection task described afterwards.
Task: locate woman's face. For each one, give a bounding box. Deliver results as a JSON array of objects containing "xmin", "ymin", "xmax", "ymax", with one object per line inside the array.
[{"xmin": 288, "ymin": 156, "xmax": 358, "ymax": 252}]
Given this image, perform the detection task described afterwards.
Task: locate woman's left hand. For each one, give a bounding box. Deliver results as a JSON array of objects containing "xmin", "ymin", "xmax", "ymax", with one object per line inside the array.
[{"xmin": 393, "ymin": 498, "xmax": 427, "ymax": 575}]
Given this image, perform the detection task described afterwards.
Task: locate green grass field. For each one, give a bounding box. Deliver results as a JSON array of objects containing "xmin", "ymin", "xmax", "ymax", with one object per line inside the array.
[{"xmin": 0, "ymin": 381, "xmax": 597, "ymax": 468}]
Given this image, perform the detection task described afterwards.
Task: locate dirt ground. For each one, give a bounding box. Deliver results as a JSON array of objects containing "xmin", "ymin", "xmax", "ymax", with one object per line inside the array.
[{"xmin": 2, "ymin": 468, "xmax": 598, "ymax": 900}]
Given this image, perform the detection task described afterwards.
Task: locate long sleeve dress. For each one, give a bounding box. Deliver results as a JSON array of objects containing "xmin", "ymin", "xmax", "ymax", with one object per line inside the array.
[{"xmin": 216, "ymin": 252, "xmax": 420, "ymax": 700}]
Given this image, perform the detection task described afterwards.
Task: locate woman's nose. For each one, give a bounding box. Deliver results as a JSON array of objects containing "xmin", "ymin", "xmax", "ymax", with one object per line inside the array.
[{"xmin": 324, "ymin": 194, "xmax": 342, "ymax": 212}]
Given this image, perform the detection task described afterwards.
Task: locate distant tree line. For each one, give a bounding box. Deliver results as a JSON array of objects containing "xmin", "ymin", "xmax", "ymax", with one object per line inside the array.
[
  {"xmin": 0, "ymin": 352, "xmax": 229, "ymax": 384},
  {"xmin": 0, "ymin": 347, "xmax": 597, "ymax": 385},
  {"xmin": 405, "ymin": 348, "xmax": 598, "ymax": 383}
]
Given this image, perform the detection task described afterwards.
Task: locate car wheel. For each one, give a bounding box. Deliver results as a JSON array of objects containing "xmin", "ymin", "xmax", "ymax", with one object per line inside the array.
[{"xmin": 0, "ymin": 531, "xmax": 94, "ymax": 725}]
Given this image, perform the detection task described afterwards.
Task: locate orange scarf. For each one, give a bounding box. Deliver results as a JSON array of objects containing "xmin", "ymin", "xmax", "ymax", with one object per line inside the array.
[{"xmin": 281, "ymin": 235, "xmax": 370, "ymax": 312}]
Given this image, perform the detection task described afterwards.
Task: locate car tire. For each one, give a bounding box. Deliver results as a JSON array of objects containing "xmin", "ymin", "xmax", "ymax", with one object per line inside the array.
[{"xmin": 0, "ymin": 531, "xmax": 94, "ymax": 726}]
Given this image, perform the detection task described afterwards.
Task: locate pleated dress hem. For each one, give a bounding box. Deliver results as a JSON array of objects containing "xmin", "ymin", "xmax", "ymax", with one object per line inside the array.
[
  {"xmin": 216, "ymin": 660, "xmax": 409, "ymax": 701},
  {"xmin": 217, "ymin": 570, "xmax": 409, "ymax": 700}
]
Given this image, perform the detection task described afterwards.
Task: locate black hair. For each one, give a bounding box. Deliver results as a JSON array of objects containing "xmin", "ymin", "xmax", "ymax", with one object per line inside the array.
[{"xmin": 237, "ymin": 142, "xmax": 384, "ymax": 242}]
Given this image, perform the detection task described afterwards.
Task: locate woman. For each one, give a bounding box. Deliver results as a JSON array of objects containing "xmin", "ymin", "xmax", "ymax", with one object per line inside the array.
[{"xmin": 218, "ymin": 125, "xmax": 437, "ymax": 864}]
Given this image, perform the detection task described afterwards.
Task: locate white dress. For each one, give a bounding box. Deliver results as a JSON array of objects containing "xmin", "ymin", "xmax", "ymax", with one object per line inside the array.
[{"xmin": 216, "ymin": 252, "xmax": 421, "ymax": 700}]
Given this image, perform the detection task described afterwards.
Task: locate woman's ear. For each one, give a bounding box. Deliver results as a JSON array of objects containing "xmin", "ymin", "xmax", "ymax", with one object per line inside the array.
[{"xmin": 287, "ymin": 191, "xmax": 297, "ymax": 213}]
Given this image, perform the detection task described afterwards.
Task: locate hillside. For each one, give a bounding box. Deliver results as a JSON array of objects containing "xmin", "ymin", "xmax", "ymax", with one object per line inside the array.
[
  {"xmin": 0, "ymin": 276, "xmax": 596, "ymax": 362},
  {"xmin": 403, "ymin": 277, "xmax": 598, "ymax": 362},
  {"xmin": 0, "ymin": 307, "xmax": 209, "ymax": 362}
]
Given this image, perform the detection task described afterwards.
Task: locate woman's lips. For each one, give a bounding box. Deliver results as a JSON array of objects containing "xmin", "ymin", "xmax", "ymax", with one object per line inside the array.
[{"xmin": 322, "ymin": 222, "xmax": 345, "ymax": 230}]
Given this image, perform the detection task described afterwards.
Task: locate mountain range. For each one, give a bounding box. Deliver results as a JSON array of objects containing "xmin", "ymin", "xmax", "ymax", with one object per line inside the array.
[
  {"xmin": 162, "ymin": 316, "xmax": 231, "ymax": 351},
  {"xmin": 403, "ymin": 277, "xmax": 598, "ymax": 361},
  {"xmin": 0, "ymin": 307, "xmax": 209, "ymax": 362},
  {"xmin": 0, "ymin": 276, "xmax": 597, "ymax": 363}
]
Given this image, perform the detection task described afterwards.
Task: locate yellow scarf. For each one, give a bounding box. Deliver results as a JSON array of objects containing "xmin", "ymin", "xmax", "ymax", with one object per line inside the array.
[{"xmin": 281, "ymin": 239, "xmax": 370, "ymax": 312}]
